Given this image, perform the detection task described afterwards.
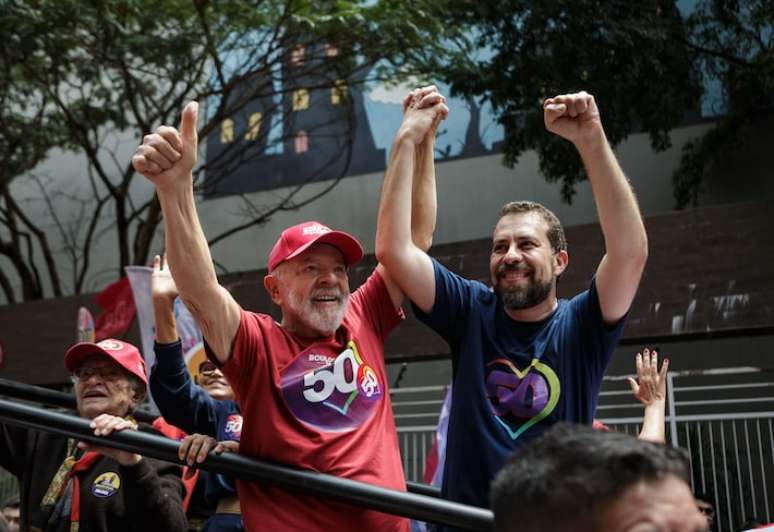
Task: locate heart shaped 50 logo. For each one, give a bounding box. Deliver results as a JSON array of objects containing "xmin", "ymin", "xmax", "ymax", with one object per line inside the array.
[
  {"xmin": 281, "ymin": 340, "xmax": 382, "ymax": 432},
  {"xmin": 485, "ymin": 358, "xmax": 560, "ymax": 440}
]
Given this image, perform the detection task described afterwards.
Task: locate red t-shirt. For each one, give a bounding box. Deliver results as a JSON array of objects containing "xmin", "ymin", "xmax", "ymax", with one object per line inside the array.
[{"xmin": 219, "ymin": 270, "xmax": 409, "ymax": 531}]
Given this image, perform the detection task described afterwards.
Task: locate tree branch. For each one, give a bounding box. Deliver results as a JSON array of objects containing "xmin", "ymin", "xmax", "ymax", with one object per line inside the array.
[{"xmin": 0, "ymin": 261, "xmax": 16, "ymax": 304}]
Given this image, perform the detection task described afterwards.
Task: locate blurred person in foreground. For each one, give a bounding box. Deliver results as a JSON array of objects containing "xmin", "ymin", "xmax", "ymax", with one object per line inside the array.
[{"xmin": 491, "ymin": 423, "xmax": 708, "ymax": 532}]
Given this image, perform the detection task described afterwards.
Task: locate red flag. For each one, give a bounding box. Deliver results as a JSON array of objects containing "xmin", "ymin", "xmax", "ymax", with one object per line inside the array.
[
  {"xmin": 152, "ymin": 417, "xmax": 198, "ymax": 512},
  {"xmin": 423, "ymin": 438, "xmax": 439, "ymax": 484},
  {"xmin": 93, "ymin": 277, "xmax": 136, "ymax": 340}
]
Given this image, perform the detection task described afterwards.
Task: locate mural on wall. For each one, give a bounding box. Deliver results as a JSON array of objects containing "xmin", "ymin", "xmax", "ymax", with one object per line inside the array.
[
  {"xmin": 203, "ymin": 5, "xmax": 720, "ymax": 201},
  {"xmin": 203, "ymin": 45, "xmax": 504, "ymax": 198}
]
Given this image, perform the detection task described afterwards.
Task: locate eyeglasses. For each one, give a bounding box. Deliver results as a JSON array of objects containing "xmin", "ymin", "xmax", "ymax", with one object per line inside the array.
[
  {"xmin": 696, "ymin": 502, "xmax": 715, "ymax": 519},
  {"xmin": 72, "ymin": 365, "xmax": 125, "ymax": 383},
  {"xmin": 198, "ymin": 361, "xmax": 220, "ymax": 377}
]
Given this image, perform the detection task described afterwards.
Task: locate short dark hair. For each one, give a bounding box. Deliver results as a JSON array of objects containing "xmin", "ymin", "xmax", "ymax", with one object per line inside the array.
[
  {"xmin": 1, "ymin": 494, "xmax": 19, "ymax": 510},
  {"xmin": 490, "ymin": 423, "xmax": 690, "ymax": 532},
  {"xmin": 498, "ymin": 201, "xmax": 567, "ymax": 253}
]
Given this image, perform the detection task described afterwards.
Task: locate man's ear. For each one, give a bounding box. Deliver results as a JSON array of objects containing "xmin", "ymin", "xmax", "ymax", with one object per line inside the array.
[
  {"xmin": 263, "ymin": 274, "xmax": 283, "ymax": 305},
  {"xmin": 554, "ymin": 250, "xmax": 569, "ymax": 277},
  {"xmin": 132, "ymin": 388, "xmax": 146, "ymax": 408}
]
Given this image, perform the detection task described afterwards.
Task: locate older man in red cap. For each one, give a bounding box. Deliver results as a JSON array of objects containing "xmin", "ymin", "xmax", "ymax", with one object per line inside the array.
[
  {"xmin": 131, "ymin": 88, "xmax": 446, "ymax": 531},
  {"xmin": 0, "ymin": 338, "xmax": 188, "ymax": 532}
]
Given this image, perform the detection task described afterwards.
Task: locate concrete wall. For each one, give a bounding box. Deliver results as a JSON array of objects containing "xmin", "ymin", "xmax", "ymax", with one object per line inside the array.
[
  {"xmin": 198, "ymin": 122, "xmax": 719, "ymax": 274},
  {"xmin": 3, "ymin": 199, "xmax": 772, "ymax": 385},
  {"xmin": 2, "ymin": 109, "xmax": 772, "ymax": 386}
]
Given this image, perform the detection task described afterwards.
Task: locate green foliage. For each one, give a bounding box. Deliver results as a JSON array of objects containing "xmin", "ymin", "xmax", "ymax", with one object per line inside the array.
[
  {"xmin": 426, "ymin": 0, "xmax": 701, "ymax": 203},
  {"xmin": 0, "ymin": 0, "xmax": 452, "ymax": 301},
  {"xmin": 3, "ymin": 0, "xmax": 768, "ymax": 302},
  {"xmin": 672, "ymin": 0, "xmax": 773, "ymax": 207},
  {"xmin": 425, "ymin": 0, "xmax": 772, "ymax": 207}
]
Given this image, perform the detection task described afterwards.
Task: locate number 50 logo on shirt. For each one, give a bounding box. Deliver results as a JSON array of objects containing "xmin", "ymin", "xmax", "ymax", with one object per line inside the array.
[{"xmin": 281, "ymin": 340, "xmax": 382, "ymax": 432}]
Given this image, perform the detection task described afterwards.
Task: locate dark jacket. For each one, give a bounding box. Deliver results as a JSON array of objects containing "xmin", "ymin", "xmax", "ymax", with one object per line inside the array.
[
  {"xmin": 150, "ymin": 340, "xmax": 240, "ymax": 505},
  {"xmin": 0, "ymin": 420, "xmax": 187, "ymax": 532}
]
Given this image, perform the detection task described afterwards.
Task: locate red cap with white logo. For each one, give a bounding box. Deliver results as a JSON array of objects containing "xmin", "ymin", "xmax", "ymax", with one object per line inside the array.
[
  {"xmin": 64, "ymin": 338, "xmax": 148, "ymax": 387},
  {"xmin": 267, "ymin": 220, "xmax": 364, "ymax": 272}
]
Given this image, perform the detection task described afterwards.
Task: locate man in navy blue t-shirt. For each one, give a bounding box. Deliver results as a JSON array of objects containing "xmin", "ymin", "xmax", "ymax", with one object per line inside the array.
[{"xmin": 376, "ymin": 89, "xmax": 648, "ymax": 517}]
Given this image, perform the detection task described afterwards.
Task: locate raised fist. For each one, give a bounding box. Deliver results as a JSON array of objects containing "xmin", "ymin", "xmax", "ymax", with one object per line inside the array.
[{"xmin": 543, "ymin": 91, "xmax": 603, "ymax": 146}]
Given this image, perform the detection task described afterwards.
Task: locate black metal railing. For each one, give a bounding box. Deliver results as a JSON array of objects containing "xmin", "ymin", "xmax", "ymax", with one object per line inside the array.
[
  {"xmin": 0, "ymin": 378, "xmax": 441, "ymax": 498},
  {"xmin": 0, "ymin": 382, "xmax": 488, "ymax": 529},
  {"xmin": 0, "ymin": 377, "xmax": 157, "ymax": 422}
]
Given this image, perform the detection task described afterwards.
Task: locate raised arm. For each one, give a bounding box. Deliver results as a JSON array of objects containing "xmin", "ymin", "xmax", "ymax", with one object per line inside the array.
[
  {"xmin": 376, "ymin": 87, "xmax": 448, "ymax": 312},
  {"xmin": 544, "ymin": 92, "xmax": 648, "ymax": 324},
  {"xmin": 151, "ymin": 254, "xmax": 178, "ymax": 344},
  {"xmin": 627, "ymin": 348, "xmax": 668, "ymax": 443},
  {"xmin": 132, "ymin": 102, "xmax": 240, "ymax": 363},
  {"xmin": 408, "ymin": 90, "xmax": 438, "ymax": 253},
  {"xmin": 149, "ymin": 253, "xmax": 221, "ymax": 435},
  {"xmin": 377, "ymin": 88, "xmax": 442, "ymax": 308}
]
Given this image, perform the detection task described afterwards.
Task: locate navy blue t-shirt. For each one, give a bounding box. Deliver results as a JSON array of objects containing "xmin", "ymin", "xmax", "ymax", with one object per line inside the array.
[
  {"xmin": 150, "ymin": 340, "xmax": 241, "ymax": 505},
  {"xmin": 413, "ymin": 259, "xmax": 626, "ymax": 513}
]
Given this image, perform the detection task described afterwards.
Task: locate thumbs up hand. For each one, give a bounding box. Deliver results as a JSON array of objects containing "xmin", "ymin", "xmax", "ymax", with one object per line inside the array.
[{"xmin": 132, "ymin": 101, "xmax": 199, "ymax": 192}]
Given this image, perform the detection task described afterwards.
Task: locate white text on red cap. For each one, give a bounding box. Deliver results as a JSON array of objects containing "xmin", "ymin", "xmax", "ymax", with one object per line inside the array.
[
  {"xmin": 301, "ymin": 223, "xmax": 330, "ymax": 236},
  {"xmin": 97, "ymin": 340, "xmax": 123, "ymax": 351}
]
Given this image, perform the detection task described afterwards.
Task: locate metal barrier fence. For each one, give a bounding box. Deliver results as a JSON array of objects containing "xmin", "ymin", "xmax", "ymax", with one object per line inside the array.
[
  {"xmin": 392, "ymin": 385, "xmax": 448, "ymax": 484},
  {"xmin": 392, "ymin": 367, "xmax": 774, "ymax": 531},
  {"xmin": 3, "ymin": 369, "xmax": 771, "ymax": 529},
  {"xmin": 0, "ymin": 398, "xmax": 492, "ymax": 530},
  {"xmin": 397, "ymin": 425, "xmax": 437, "ymax": 484},
  {"xmin": 0, "ymin": 378, "xmax": 439, "ymax": 499}
]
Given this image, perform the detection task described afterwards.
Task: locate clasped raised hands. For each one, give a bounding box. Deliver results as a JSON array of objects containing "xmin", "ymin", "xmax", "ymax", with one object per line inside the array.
[
  {"xmin": 397, "ymin": 85, "xmax": 449, "ymax": 146},
  {"xmin": 132, "ymin": 101, "xmax": 199, "ymax": 191}
]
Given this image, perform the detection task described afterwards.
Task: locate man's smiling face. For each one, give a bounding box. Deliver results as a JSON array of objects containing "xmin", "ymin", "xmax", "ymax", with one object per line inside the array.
[
  {"xmin": 490, "ymin": 212, "xmax": 563, "ymax": 311},
  {"xmin": 270, "ymin": 243, "xmax": 351, "ymax": 338}
]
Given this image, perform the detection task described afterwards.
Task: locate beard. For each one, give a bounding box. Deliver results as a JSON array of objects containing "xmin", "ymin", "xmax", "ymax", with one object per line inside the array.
[
  {"xmin": 494, "ymin": 263, "xmax": 553, "ymax": 310},
  {"xmin": 286, "ymin": 286, "xmax": 349, "ymax": 336}
]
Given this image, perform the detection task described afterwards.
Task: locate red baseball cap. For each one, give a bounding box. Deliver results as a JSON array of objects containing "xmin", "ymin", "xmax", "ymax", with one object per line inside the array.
[
  {"xmin": 64, "ymin": 338, "xmax": 148, "ymax": 387},
  {"xmin": 267, "ymin": 221, "xmax": 364, "ymax": 272}
]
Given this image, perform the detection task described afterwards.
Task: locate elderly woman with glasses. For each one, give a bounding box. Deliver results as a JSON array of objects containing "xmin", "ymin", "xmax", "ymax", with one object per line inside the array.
[{"xmin": 0, "ymin": 338, "xmax": 188, "ymax": 532}]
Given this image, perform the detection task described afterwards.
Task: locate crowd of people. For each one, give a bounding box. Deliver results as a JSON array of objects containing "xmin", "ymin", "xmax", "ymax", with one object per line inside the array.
[{"xmin": 0, "ymin": 86, "xmax": 740, "ymax": 531}]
